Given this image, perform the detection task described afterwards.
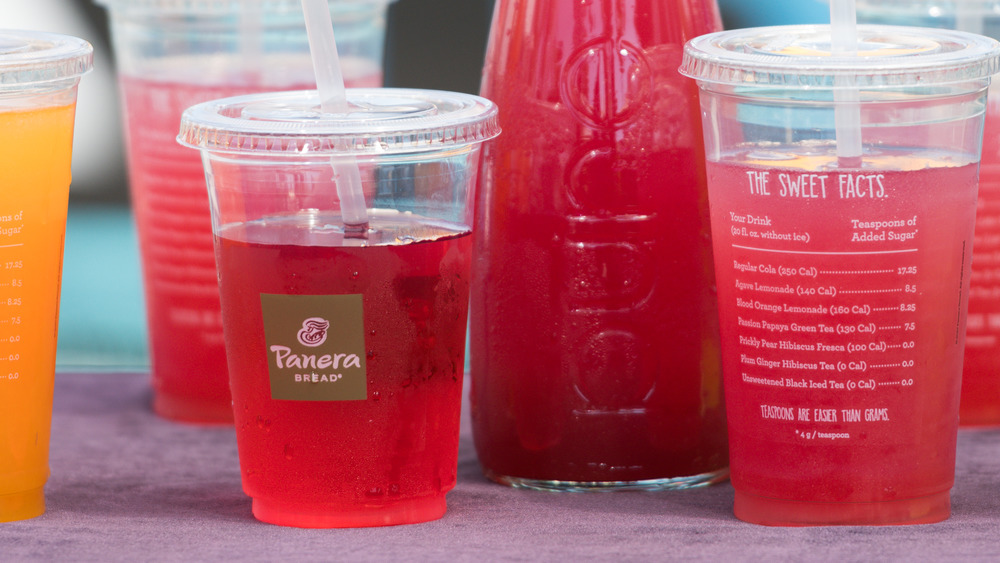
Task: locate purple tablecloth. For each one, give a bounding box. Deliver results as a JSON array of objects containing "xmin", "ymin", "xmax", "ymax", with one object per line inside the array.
[{"xmin": 3, "ymin": 372, "xmax": 999, "ymax": 561}]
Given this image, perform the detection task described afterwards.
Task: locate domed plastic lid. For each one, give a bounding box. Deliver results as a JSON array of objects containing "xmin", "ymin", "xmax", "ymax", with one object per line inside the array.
[
  {"xmin": 0, "ymin": 30, "xmax": 93, "ymax": 89},
  {"xmin": 178, "ymin": 88, "xmax": 500, "ymax": 156},
  {"xmin": 856, "ymin": 0, "xmax": 1000, "ymax": 16},
  {"xmin": 680, "ymin": 24, "xmax": 1000, "ymax": 89},
  {"xmin": 93, "ymin": 0, "xmax": 391, "ymax": 14}
]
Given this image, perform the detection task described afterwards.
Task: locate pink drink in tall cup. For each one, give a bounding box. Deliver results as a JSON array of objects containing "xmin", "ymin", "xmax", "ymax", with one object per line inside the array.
[
  {"xmin": 682, "ymin": 25, "xmax": 1000, "ymax": 525},
  {"xmin": 854, "ymin": 0, "xmax": 1000, "ymax": 426},
  {"xmin": 179, "ymin": 88, "xmax": 499, "ymax": 527},
  {"xmin": 97, "ymin": 0, "xmax": 388, "ymax": 423}
]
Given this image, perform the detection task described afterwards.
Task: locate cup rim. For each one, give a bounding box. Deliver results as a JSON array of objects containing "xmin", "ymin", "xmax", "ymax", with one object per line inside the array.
[
  {"xmin": 0, "ymin": 30, "xmax": 93, "ymax": 89},
  {"xmin": 680, "ymin": 24, "xmax": 1000, "ymax": 90},
  {"xmin": 92, "ymin": 0, "xmax": 393, "ymax": 13},
  {"xmin": 178, "ymin": 87, "xmax": 500, "ymax": 156},
  {"xmin": 856, "ymin": 0, "xmax": 1000, "ymax": 16}
]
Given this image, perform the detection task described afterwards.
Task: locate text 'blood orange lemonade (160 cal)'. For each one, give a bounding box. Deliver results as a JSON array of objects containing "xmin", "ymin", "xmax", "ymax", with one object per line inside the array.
[{"xmin": 681, "ymin": 24, "xmax": 1000, "ymax": 525}]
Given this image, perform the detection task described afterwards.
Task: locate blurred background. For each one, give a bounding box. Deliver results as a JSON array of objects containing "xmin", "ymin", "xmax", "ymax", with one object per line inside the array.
[{"xmin": 6, "ymin": 0, "xmax": 827, "ymax": 370}]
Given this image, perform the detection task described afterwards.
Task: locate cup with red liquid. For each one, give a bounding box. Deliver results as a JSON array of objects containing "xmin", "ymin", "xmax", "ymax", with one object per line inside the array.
[
  {"xmin": 178, "ymin": 88, "xmax": 498, "ymax": 527},
  {"xmin": 853, "ymin": 0, "xmax": 1000, "ymax": 426},
  {"xmin": 470, "ymin": 0, "xmax": 729, "ymax": 493},
  {"xmin": 96, "ymin": 0, "xmax": 391, "ymax": 423},
  {"xmin": 681, "ymin": 26, "xmax": 1000, "ymax": 525}
]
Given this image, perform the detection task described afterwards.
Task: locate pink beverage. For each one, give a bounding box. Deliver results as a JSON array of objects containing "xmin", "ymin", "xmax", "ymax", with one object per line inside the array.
[
  {"xmin": 120, "ymin": 72, "xmax": 380, "ymax": 424},
  {"xmin": 708, "ymin": 154, "xmax": 977, "ymax": 525},
  {"xmin": 215, "ymin": 213, "xmax": 470, "ymax": 527},
  {"xmin": 852, "ymin": 0, "xmax": 1000, "ymax": 427},
  {"xmin": 180, "ymin": 87, "xmax": 498, "ymax": 526},
  {"xmin": 682, "ymin": 24, "xmax": 997, "ymax": 526},
  {"xmin": 98, "ymin": 0, "xmax": 389, "ymax": 424},
  {"xmin": 963, "ymin": 97, "xmax": 1000, "ymax": 425},
  {"xmin": 471, "ymin": 0, "xmax": 728, "ymax": 489}
]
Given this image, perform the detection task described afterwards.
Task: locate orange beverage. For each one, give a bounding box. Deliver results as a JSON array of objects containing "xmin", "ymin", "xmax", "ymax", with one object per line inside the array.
[
  {"xmin": 0, "ymin": 105, "xmax": 75, "ymax": 522},
  {"xmin": 0, "ymin": 31, "xmax": 91, "ymax": 523}
]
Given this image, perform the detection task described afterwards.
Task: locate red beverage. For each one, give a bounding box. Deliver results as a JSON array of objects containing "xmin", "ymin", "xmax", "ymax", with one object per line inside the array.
[
  {"xmin": 962, "ymin": 97, "xmax": 1000, "ymax": 425},
  {"xmin": 470, "ymin": 0, "xmax": 728, "ymax": 487},
  {"xmin": 120, "ymin": 72, "xmax": 379, "ymax": 423},
  {"xmin": 215, "ymin": 212, "xmax": 470, "ymax": 528},
  {"xmin": 707, "ymin": 154, "xmax": 976, "ymax": 525}
]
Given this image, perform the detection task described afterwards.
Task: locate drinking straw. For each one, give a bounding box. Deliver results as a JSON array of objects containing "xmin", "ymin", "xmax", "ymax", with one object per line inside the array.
[
  {"xmin": 956, "ymin": 1, "xmax": 985, "ymax": 35},
  {"xmin": 302, "ymin": 0, "xmax": 370, "ymax": 233},
  {"xmin": 830, "ymin": 0, "xmax": 863, "ymax": 165},
  {"xmin": 240, "ymin": 5, "xmax": 262, "ymax": 82}
]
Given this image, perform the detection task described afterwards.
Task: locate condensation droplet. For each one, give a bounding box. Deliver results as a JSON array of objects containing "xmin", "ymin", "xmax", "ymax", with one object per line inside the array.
[
  {"xmin": 283, "ymin": 444, "xmax": 294, "ymax": 460},
  {"xmin": 256, "ymin": 416, "xmax": 271, "ymax": 431}
]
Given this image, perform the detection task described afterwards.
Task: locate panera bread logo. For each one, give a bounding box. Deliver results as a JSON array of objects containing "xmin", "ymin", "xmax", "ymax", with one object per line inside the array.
[
  {"xmin": 297, "ymin": 318, "xmax": 329, "ymax": 347},
  {"xmin": 260, "ymin": 294, "xmax": 367, "ymax": 401}
]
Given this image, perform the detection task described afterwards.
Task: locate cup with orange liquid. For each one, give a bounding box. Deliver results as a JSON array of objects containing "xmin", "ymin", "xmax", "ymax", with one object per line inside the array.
[{"xmin": 0, "ymin": 30, "xmax": 92, "ymax": 523}]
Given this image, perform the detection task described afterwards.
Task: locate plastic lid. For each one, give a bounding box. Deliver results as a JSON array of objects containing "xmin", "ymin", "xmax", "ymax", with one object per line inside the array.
[
  {"xmin": 93, "ymin": 0, "xmax": 392, "ymax": 12},
  {"xmin": 856, "ymin": 0, "xmax": 1000, "ymax": 14},
  {"xmin": 178, "ymin": 88, "xmax": 500, "ymax": 156},
  {"xmin": 0, "ymin": 30, "xmax": 93, "ymax": 89},
  {"xmin": 680, "ymin": 24, "xmax": 1000, "ymax": 89}
]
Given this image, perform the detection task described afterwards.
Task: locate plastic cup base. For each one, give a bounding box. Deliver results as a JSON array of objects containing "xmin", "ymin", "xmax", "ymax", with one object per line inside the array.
[
  {"xmin": 0, "ymin": 487, "xmax": 45, "ymax": 523},
  {"xmin": 251, "ymin": 494, "xmax": 447, "ymax": 528},
  {"xmin": 153, "ymin": 391, "xmax": 234, "ymax": 425},
  {"xmin": 483, "ymin": 467, "xmax": 730, "ymax": 492},
  {"xmin": 958, "ymin": 409, "xmax": 1000, "ymax": 428},
  {"xmin": 733, "ymin": 489, "xmax": 951, "ymax": 526}
]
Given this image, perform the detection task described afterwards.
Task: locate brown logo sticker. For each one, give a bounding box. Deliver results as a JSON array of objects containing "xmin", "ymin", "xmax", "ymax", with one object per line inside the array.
[{"xmin": 260, "ymin": 293, "xmax": 367, "ymax": 401}]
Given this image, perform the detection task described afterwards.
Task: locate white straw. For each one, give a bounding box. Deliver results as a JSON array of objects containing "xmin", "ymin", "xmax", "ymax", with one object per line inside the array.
[
  {"xmin": 830, "ymin": 0, "xmax": 863, "ymax": 163},
  {"xmin": 240, "ymin": 6, "xmax": 262, "ymax": 82},
  {"xmin": 302, "ymin": 0, "xmax": 369, "ymax": 230},
  {"xmin": 956, "ymin": 1, "xmax": 985, "ymax": 35}
]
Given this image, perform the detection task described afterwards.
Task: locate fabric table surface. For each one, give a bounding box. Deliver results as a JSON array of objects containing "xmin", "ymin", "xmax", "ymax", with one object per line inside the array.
[{"xmin": 3, "ymin": 372, "xmax": 1000, "ymax": 562}]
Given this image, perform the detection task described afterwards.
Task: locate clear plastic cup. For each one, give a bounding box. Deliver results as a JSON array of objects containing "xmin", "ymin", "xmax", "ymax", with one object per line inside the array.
[
  {"xmin": 0, "ymin": 30, "xmax": 92, "ymax": 523},
  {"xmin": 855, "ymin": 0, "xmax": 1000, "ymax": 427},
  {"xmin": 95, "ymin": 0, "xmax": 391, "ymax": 424},
  {"xmin": 682, "ymin": 25, "xmax": 1000, "ymax": 525},
  {"xmin": 178, "ymin": 88, "xmax": 499, "ymax": 527}
]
